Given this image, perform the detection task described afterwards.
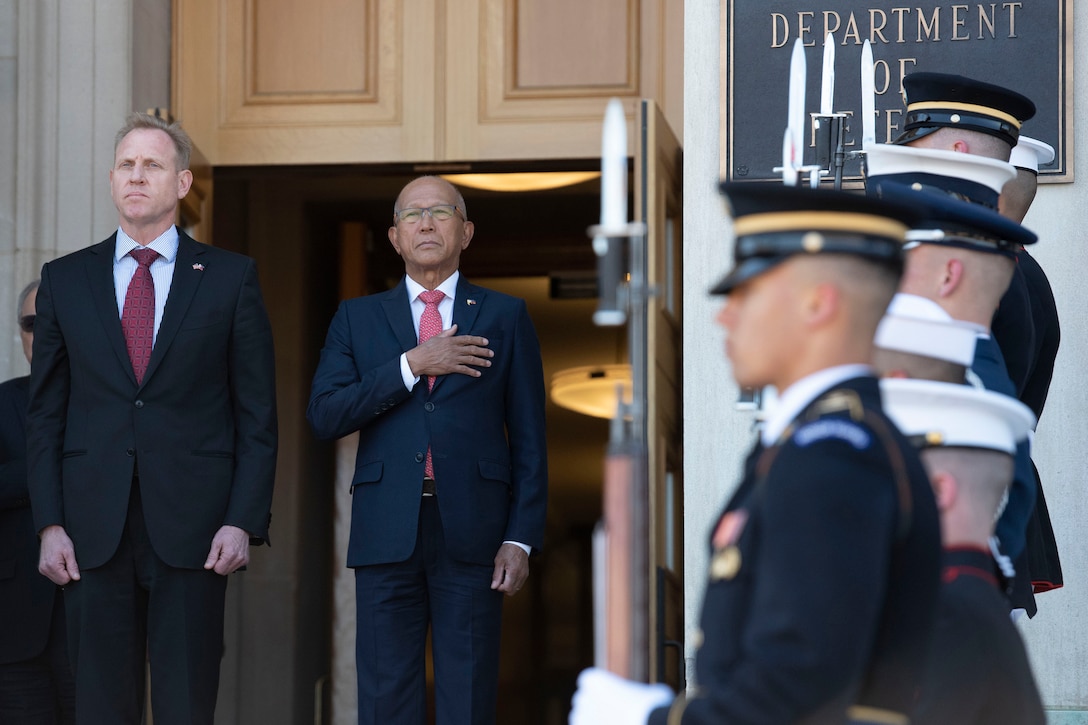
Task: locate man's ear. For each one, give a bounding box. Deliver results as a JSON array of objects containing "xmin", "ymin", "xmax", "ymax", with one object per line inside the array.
[
  {"xmin": 177, "ymin": 169, "xmax": 194, "ymax": 199},
  {"xmin": 806, "ymin": 282, "xmax": 839, "ymax": 327},
  {"xmin": 938, "ymin": 258, "xmax": 964, "ymax": 298},
  {"xmin": 930, "ymin": 469, "xmax": 958, "ymax": 513}
]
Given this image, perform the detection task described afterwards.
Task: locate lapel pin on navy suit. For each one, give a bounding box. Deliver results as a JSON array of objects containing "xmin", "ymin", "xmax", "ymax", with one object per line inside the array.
[
  {"xmin": 192, "ymin": 263, "xmax": 205, "ymax": 271},
  {"xmin": 466, "ymin": 298, "xmax": 476, "ymax": 305}
]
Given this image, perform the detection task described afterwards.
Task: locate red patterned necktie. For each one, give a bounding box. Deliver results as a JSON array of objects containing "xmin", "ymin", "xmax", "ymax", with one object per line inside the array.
[
  {"xmin": 418, "ymin": 289, "xmax": 445, "ymax": 478},
  {"xmin": 121, "ymin": 247, "xmax": 159, "ymax": 384}
]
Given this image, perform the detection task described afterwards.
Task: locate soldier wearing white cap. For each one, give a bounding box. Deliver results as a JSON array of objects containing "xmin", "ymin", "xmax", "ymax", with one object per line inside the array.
[
  {"xmin": 881, "ymin": 380, "xmax": 1045, "ymax": 725},
  {"xmin": 873, "ymin": 292, "xmax": 979, "ymax": 383},
  {"xmin": 866, "ymin": 162, "xmax": 1040, "ymax": 590},
  {"xmin": 993, "ymin": 136, "xmax": 1065, "ymax": 609}
]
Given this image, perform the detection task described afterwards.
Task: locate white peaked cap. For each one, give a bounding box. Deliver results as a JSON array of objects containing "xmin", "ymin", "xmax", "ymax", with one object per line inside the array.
[
  {"xmin": 865, "ymin": 143, "xmax": 1016, "ymax": 194},
  {"xmin": 1009, "ymin": 136, "xmax": 1056, "ymax": 173},
  {"xmin": 880, "ymin": 378, "xmax": 1036, "ymax": 454},
  {"xmin": 874, "ymin": 293, "xmax": 979, "ymax": 366}
]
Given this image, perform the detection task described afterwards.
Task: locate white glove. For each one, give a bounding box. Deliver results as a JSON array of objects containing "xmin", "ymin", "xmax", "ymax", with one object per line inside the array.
[{"xmin": 570, "ymin": 667, "xmax": 674, "ymax": 725}]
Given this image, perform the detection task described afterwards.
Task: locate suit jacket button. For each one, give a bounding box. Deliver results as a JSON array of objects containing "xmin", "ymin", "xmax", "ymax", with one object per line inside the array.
[
  {"xmin": 126, "ymin": 448, "xmax": 135, "ymax": 457},
  {"xmin": 134, "ymin": 400, "xmax": 144, "ymax": 408},
  {"xmin": 414, "ymin": 452, "xmax": 424, "ymax": 463},
  {"xmin": 424, "ymin": 402, "xmax": 435, "ymax": 412}
]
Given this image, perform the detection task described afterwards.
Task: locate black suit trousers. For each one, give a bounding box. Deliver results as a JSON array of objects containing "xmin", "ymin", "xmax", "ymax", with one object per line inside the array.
[{"xmin": 64, "ymin": 480, "xmax": 227, "ymax": 725}]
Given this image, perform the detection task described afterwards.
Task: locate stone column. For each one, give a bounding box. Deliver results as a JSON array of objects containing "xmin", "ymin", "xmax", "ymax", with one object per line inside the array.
[{"xmin": 6, "ymin": 0, "xmax": 159, "ymax": 379}]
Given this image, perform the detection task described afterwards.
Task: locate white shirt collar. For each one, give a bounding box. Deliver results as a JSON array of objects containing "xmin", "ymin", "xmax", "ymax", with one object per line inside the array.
[
  {"xmin": 405, "ymin": 270, "xmax": 459, "ymax": 303},
  {"xmin": 761, "ymin": 364, "xmax": 873, "ymax": 445},
  {"xmin": 114, "ymin": 225, "xmax": 179, "ymax": 263}
]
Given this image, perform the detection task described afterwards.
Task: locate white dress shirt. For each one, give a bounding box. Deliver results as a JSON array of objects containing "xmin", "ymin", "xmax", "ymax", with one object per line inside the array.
[{"xmin": 113, "ymin": 225, "xmax": 178, "ymax": 346}]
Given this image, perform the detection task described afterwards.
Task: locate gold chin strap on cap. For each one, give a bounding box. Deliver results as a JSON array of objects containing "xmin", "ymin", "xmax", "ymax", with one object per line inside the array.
[
  {"xmin": 846, "ymin": 705, "xmax": 910, "ymax": 725},
  {"xmin": 733, "ymin": 212, "xmax": 908, "ymax": 241},
  {"xmin": 907, "ymin": 100, "xmax": 1022, "ymax": 129}
]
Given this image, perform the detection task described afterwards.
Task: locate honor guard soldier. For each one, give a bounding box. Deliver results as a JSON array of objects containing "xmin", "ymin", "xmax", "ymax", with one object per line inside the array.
[
  {"xmin": 996, "ymin": 137, "xmax": 1064, "ymax": 605},
  {"xmin": 865, "ymin": 151, "xmax": 1040, "ymax": 598},
  {"xmin": 881, "ymin": 379, "xmax": 1046, "ymax": 725},
  {"xmin": 886, "ymin": 71, "xmax": 1040, "ymax": 397},
  {"xmin": 873, "ymin": 292, "xmax": 980, "ymax": 383},
  {"xmin": 892, "ymin": 72, "xmax": 1035, "ymax": 160},
  {"xmin": 570, "ymin": 183, "xmax": 941, "ymax": 725}
]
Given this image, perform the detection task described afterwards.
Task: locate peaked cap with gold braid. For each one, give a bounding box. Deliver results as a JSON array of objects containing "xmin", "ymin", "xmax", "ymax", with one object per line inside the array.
[
  {"xmin": 710, "ymin": 183, "xmax": 924, "ymax": 295},
  {"xmin": 892, "ymin": 72, "xmax": 1035, "ymax": 148}
]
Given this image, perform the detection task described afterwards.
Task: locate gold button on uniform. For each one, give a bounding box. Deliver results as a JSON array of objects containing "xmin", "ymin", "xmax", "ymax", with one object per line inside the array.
[{"xmin": 710, "ymin": 546, "xmax": 742, "ymax": 581}]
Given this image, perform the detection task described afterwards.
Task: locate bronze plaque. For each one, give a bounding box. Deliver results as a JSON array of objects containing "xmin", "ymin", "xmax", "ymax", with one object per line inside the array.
[{"xmin": 720, "ymin": 2, "xmax": 1072, "ymax": 183}]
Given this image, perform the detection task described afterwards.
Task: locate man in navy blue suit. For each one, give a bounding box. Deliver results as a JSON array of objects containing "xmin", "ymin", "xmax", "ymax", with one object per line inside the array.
[{"xmin": 308, "ymin": 176, "xmax": 548, "ymax": 725}]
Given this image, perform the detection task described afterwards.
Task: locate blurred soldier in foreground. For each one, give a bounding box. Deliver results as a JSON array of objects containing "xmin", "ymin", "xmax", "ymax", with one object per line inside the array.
[{"xmin": 570, "ymin": 184, "xmax": 941, "ymax": 725}]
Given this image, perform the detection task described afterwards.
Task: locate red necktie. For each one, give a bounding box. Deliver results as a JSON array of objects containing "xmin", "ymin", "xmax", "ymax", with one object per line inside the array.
[
  {"xmin": 418, "ymin": 289, "xmax": 445, "ymax": 478},
  {"xmin": 121, "ymin": 248, "xmax": 159, "ymax": 384}
]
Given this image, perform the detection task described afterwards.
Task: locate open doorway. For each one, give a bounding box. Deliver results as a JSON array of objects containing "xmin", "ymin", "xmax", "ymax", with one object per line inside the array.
[{"xmin": 210, "ymin": 163, "xmax": 621, "ymax": 724}]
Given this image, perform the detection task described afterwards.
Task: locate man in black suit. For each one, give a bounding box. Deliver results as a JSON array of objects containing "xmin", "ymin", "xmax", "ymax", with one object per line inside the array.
[
  {"xmin": 27, "ymin": 113, "xmax": 278, "ymax": 724},
  {"xmin": 0, "ymin": 280, "xmax": 75, "ymax": 724},
  {"xmin": 571, "ymin": 184, "xmax": 941, "ymax": 725},
  {"xmin": 308, "ymin": 176, "xmax": 548, "ymax": 725}
]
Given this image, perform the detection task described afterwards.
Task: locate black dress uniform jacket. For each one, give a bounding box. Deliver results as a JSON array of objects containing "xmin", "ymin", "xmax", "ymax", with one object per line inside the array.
[
  {"xmin": 911, "ymin": 547, "xmax": 1045, "ymax": 725},
  {"xmin": 1017, "ymin": 251, "xmax": 1063, "ymax": 595},
  {"xmin": 991, "ymin": 250, "xmax": 1063, "ymax": 604},
  {"xmin": 649, "ymin": 376, "xmax": 941, "ymax": 725}
]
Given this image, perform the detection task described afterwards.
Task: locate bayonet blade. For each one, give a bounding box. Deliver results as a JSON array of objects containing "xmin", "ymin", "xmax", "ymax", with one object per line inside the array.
[
  {"xmin": 781, "ymin": 129, "xmax": 798, "ymax": 186},
  {"xmin": 861, "ymin": 40, "xmax": 876, "ymax": 149},
  {"xmin": 820, "ymin": 34, "xmax": 835, "ymax": 116},
  {"xmin": 787, "ymin": 39, "xmax": 806, "ymax": 178}
]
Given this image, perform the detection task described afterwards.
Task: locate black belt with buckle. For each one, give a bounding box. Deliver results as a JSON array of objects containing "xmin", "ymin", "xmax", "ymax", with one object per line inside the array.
[{"xmin": 422, "ymin": 477, "xmax": 436, "ymax": 497}]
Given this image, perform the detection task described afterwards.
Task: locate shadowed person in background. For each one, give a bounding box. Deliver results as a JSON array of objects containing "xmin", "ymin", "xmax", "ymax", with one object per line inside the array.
[{"xmin": 0, "ymin": 279, "xmax": 75, "ymax": 724}]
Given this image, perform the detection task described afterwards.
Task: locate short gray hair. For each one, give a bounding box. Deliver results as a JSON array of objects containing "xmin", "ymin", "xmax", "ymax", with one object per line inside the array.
[
  {"xmin": 394, "ymin": 176, "xmax": 468, "ymax": 220},
  {"xmin": 17, "ymin": 279, "xmax": 39, "ymax": 320}
]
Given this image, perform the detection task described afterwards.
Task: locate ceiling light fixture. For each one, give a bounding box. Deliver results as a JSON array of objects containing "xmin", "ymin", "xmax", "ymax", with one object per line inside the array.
[
  {"xmin": 549, "ymin": 364, "xmax": 632, "ymax": 419},
  {"xmin": 440, "ymin": 171, "xmax": 600, "ymax": 193}
]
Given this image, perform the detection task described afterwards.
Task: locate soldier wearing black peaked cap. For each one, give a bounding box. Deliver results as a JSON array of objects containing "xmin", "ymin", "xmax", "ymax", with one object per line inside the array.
[
  {"xmin": 893, "ymin": 72, "xmax": 1035, "ymax": 150},
  {"xmin": 871, "ymin": 180, "xmax": 1042, "ymax": 614},
  {"xmin": 570, "ymin": 184, "xmax": 941, "ymax": 725}
]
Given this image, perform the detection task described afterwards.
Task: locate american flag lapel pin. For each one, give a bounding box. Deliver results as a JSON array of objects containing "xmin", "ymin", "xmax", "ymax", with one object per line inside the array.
[
  {"xmin": 466, "ymin": 299, "xmax": 476, "ymax": 305},
  {"xmin": 192, "ymin": 263, "xmax": 205, "ymax": 271}
]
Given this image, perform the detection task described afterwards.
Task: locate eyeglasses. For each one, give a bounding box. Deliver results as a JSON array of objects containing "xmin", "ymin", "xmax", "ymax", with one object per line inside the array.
[
  {"xmin": 18, "ymin": 314, "xmax": 35, "ymax": 333},
  {"xmin": 393, "ymin": 205, "xmax": 463, "ymax": 224}
]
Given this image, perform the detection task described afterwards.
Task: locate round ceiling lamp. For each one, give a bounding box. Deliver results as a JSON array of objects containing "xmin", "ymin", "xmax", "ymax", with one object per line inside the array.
[{"xmin": 549, "ymin": 364, "xmax": 632, "ymax": 419}]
